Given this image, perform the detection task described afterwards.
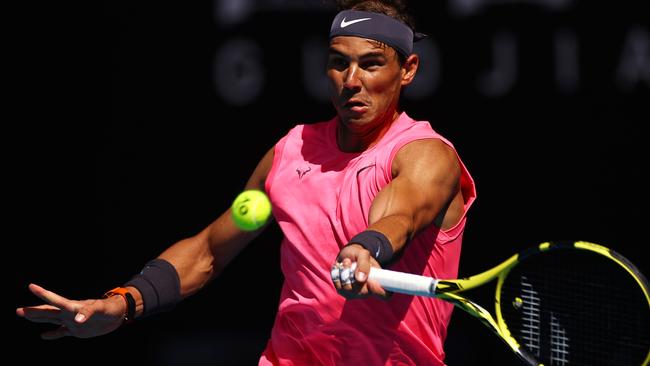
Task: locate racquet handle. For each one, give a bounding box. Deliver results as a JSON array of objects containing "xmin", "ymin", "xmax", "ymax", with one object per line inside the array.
[{"xmin": 368, "ymin": 267, "xmax": 437, "ymax": 297}]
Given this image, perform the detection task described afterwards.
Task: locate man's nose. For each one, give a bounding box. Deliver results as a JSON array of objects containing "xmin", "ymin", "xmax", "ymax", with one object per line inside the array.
[{"xmin": 343, "ymin": 64, "xmax": 362, "ymax": 90}]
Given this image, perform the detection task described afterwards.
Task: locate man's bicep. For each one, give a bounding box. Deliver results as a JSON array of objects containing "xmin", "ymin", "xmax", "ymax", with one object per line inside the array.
[{"xmin": 369, "ymin": 139, "xmax": 460, "ymax": 230}]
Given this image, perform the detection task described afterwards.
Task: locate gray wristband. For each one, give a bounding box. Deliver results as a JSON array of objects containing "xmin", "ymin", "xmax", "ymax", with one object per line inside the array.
[
  {"xmin": 125, "ymin": 258, "xmax": 181, "ymax": 317},
  {"xmin": 347, "ymin": 230, "xmax": 394, "ymax": 266}
]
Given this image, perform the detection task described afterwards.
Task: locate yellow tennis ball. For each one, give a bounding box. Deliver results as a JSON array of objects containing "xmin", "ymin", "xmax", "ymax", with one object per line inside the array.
[{"xmin": 231, "ymin": 189, "xmax": 272, "ymax": 231}]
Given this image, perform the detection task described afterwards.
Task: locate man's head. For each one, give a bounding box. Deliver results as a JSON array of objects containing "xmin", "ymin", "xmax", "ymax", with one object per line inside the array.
[{"xmin": 327, "ymin": 1, "xmax": 420, "ymax": 131}]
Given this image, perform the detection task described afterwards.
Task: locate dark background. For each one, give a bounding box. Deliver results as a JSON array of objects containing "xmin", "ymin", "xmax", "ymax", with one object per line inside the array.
[{"xmin": 11, "ymin": 0, "xmax": 648, "ymax": 365}]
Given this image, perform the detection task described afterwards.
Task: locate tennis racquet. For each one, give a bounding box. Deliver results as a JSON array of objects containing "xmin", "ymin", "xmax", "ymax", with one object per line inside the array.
[{"xmin": 365, "ymin": 241, "xmax": 650, "ymax": 366}]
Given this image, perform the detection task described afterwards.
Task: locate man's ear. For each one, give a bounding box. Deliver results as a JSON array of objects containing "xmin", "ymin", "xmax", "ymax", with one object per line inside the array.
[{"xmin": 401, "ymin": 54, "xmax": 419, "ymax": 86}]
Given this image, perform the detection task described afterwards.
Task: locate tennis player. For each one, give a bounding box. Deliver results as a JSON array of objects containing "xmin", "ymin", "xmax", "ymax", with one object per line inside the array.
[{"xmin": 17, "ymin": 1, "xmax": 476, "ymax": 365}]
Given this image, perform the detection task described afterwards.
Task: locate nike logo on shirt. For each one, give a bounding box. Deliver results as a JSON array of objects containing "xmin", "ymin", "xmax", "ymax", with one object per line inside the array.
[{"xmin": 340, "ymin": 17, "xmax": 371, "ymax": 28}]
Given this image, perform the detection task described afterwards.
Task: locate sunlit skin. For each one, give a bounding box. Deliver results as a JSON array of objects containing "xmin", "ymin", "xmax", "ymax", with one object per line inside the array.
[
  {"xmin": 327, "ymin": 36, "xmax": 419, "ymax": 152},
  {"xmin": 16, "ymin": 32, "xmax": 463, "ymax": 340}
]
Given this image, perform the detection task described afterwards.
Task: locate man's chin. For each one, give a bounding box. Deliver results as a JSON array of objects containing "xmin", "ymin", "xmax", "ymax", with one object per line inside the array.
[{"xmin": 339, "ymin": 110, "xmax": 372, "ymax": 125}]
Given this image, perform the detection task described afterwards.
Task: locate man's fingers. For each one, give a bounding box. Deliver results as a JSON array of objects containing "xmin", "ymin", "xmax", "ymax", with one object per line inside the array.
[
  {"xmin": 74, "ymin": 305, "xmax": 96, "ymax": 324},
  {"xmin": 366, "ymin": 279, "xmax": 390, "ymax": 299},
  {"xmin": 19, "ymin": 306, "xmax": 64, "ymax": 324},
  {"xmin": 330, "ymin": 264, "xmax": 341, "ymax": 289},
  {"xmin": 340, "ymin": 266, "xmax": 354, "ymax": 290},
  {"xmin": 332, "ymin": 261, "xmax": 357, "ymax": 293},
  {"xmin": 41, "ymin": 326, "xmax": 71, "ymax": 340},
  {"xmin": 332, "ymin": 257, "xmax": 388, "ymax": 299},
  {"xmin": 354, "ymin": 251, "xmax": 372, "ymax": 283},
  {"xmin": 20, "ymin": 304, "xmax": 62, "ymax": 314},
  {"xmin": 28, "ymin": 284, "xmax": 77, "ymax": 313},
  {"xmin": 17, "ymin": 304, "xmax": 60, "ymax": 317}
]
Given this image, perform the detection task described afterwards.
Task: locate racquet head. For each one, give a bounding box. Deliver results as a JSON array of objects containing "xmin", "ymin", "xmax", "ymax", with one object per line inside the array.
[{"xmin": 496, "ymin": 241, "xmax": 650, "ymax": 366}]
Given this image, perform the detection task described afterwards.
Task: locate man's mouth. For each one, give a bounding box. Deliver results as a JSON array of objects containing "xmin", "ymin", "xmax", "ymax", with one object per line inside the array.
[{"xmin": 343, "ymin": 99, "xmax": 368, "ymax": 113}]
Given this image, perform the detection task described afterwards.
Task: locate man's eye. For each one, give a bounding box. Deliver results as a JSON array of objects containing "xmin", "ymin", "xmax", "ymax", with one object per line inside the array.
[
  {"xmin": 328, "ymin": 58, "xmax": 347, "ymax": 69},
  {"xmin": 362, "ymin": 61, "xmax": 382, "ymax": 69}
]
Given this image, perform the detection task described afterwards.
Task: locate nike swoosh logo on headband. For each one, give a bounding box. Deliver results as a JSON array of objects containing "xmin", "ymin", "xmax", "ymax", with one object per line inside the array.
[{"xmin": 340, "ymin": 17, "xmax": 371, "ymax": 28}]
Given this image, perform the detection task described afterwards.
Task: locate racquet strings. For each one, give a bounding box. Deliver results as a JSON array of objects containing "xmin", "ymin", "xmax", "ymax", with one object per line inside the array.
[{"xmin": 499, "ymin": 249, "xmax": 650, "ymax": 366}]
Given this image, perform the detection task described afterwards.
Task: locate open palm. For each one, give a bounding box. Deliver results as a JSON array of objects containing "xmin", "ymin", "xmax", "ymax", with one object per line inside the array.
[{"xmin": 16, "ymin": 284, "xmax": 126, "ymax": 339}]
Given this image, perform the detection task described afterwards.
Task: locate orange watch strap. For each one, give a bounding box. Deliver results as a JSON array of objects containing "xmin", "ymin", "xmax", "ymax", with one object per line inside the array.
[{"xmin": 103, "ymin": 287, "xmax": 136, "ymax": 323}]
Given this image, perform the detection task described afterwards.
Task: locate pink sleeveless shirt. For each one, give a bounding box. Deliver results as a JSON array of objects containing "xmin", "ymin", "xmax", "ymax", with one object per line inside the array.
[{"xmin": 260, "ymin": 112, "xmax": 476, "ymax": 366}]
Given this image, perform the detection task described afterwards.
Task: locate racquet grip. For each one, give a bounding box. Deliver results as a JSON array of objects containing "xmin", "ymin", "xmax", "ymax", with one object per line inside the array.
[{"xmin": 368, "ymin": 267, "xmax": 437, "ymax": 297}]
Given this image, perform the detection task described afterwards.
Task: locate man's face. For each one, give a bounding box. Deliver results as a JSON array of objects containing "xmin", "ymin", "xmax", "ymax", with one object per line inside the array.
[{"xmin": 327, "ymin": 36, "xmax": 405, "ymax": 129}]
